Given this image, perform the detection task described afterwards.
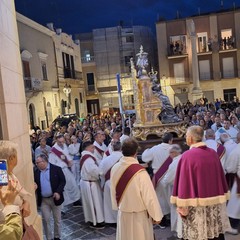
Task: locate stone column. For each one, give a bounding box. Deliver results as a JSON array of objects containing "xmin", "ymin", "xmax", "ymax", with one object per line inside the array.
[
  {"xmin": 187, "ymin": 19, "xmax": 202, "ymax": 103},
  {"xmin": 0, "ymin": 0, "xmax": 42, "ymax": 237}
]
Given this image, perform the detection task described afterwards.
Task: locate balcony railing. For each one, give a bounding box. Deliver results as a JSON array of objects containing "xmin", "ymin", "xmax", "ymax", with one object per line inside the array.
[
  {"xmin": 199, "ymin": 72, "xmax": 211, "ymax": 80},
  {"xmin": 87, "ymin": 84, "xmax": 95, "ymax": 92},
  {"xmin": 64, "ymin": 67, "xmax": 75, "ymax": 79},
  {"xmin": 222, "ymin": 70, "xmax": 235, "ymax": 79},
  {"xmin": 24, "ymin": 77, "xmax": 42, "ymax": 90},
  {"xmin": 168, "ymin": 41, "xmax": 187, "ymax": 56},
  {"xmin": 24, "ymin": 77, "xmax": 32, "ymax": 89},
  {"xmin": 169, "ymin": 77, "xmax": 189, "ymax": 85},
  {"xmin": 81, "ymin": 56, "xmax": 95, "ymax": 63},
  {"xmin": 64, "ymin": 69, "xmax": 82, "ymax": 80}
]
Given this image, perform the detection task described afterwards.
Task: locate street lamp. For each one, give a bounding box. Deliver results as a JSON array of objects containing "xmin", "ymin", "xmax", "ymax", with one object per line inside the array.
[{"xmin": 63, "ymin": 83, "xmax": 71, "ymax": 113}]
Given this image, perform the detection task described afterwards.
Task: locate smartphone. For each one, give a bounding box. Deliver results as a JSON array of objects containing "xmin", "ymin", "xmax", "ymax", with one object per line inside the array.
[{"xmin": 0, "ymin": 159, "xmax": 8, "ymax": 186}]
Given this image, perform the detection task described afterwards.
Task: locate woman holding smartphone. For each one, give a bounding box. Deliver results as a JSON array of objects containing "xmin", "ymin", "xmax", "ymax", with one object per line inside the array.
[{"xmin": 0, "ymin": 141, "xmax": 31, "ymax": 220}]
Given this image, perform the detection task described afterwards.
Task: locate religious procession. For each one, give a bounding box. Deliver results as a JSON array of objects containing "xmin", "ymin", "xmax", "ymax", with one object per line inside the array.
[{"xmin": 13, "ymin": 47, "xmax": 238, "ymax": 240}]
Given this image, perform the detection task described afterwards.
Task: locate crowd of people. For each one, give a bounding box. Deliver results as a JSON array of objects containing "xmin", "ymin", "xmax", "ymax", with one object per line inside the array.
[{"xmin": 2, "ymin": 97, "xmax": 240, "ymax": 239}]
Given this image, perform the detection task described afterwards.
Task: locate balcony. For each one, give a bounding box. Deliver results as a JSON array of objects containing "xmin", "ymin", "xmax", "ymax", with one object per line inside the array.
[
  {"xmin": 199, "ymin": 72, "xmax": 211, "ymax": 80},
  {"xmin": 167, "ymin": 40, "xmax": 187, "ymax": 59},
  {"xmin": 169, "ymin": 77, "xmax": 190, "ymax": 85},
  {"xmin": 87, "ymin": 84, "xmax": 96, "ymax": 92},
  {"xmin": 64, "ymin": 67, "xmax": 75, "ymax": 79},
  {"xmin": 24, "ymin": 77, "xmax": 42, "ymax": 91},
  {"xmin": 222, "ymin": 70, "xmax": 235, "ymax": 79},
  {"xmin": 81, "ymin": 56, "xmax": 95, "ymax": 63},
  {"xmin": 58, "ymin": 67, "xmax": 83, "ymax": 80}
]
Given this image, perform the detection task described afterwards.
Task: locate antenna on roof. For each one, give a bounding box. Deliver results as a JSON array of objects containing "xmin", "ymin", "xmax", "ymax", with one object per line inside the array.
[
  {"xmin": 198, "ymin": 7, "xmax": 201, "ymax": 15},
  {"xmin": 221, "ymin": 0, "xmax": 224, "ymax": 9},
  {"xmin": 233, "ymin": 2, "xmax": 236, "ymax": 10},
  {"xmin": 176, "ymin": 10, "xmax": 179, "ymax": 19}
]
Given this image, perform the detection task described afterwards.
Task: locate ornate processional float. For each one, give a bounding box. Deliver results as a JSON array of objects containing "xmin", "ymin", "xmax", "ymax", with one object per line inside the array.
[{"xmin": 130, "ymin": 46, "xmax": 187, "ymax": 151}]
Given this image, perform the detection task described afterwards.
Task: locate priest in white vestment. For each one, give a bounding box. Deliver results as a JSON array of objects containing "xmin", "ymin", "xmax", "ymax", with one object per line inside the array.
[
  {"xmin": 225, "ymin": 132, "xmax": 240, "ymax": 235},
  {"xmin": 111, "ymin": 138, "xmax": 163, "ymax": 240},
  {"xmin": 49, "ymin": 134, "xmax": 80, "ymax": 206},
  {"xmin": 99, "ymin": 141, "xmax": 123, "ymax": 224},
  {"xmin": 93, "ymin": 130, "xmax": 107, "ymax": 163},
  {"xmin": 205, "ymin": 129, "xmax": 227, "ymax": 171},
  {"xmin": 80, "ymin": 141, "xmax": 105, "ymax": 229},
  {"xmin": 162, "ymin": 145, "xmax": 182, "ymax": 233},
  {"xmin": 142, "ymin": 132, "xmax": 173, "ymax": 225}
]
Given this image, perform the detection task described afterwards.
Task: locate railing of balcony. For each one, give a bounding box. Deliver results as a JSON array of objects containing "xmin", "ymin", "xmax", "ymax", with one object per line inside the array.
[
  {"xmin": 222, "ymin": 70, "xmax": 235, "ymax": 79},
  {"xmin": 64, "ymin": 67, "xmax": 75, "ymax": 79},
  {"xmin": 81, "ymin": 56, "xmax": 95, "ymax": 63},
  {"xmin": 219, "ymin": 36, "xmax": 235, "ymax": 51},
  {"xmin": 87, "ymin": 84, "xmax": 95, "ymax": 92},
  {"xmin": 24, "ymin": 77, "xmax": 32, "ymax": 89},
  {"xmin": 199, "ymin": 72, "xmax": 211, "ymax": 80},
  {"xmin": 168, "ymin": 42, "xmax": 187, "ymax": 56},
  {"xmin": 169, "ymin": 77, "xmax": 190, "ymax": 85}
]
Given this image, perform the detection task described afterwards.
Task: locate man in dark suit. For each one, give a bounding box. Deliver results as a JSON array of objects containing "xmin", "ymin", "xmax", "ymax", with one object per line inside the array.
[{"xmin": 34, "ymin": 154, "xmax": 66, "ymax": 240}]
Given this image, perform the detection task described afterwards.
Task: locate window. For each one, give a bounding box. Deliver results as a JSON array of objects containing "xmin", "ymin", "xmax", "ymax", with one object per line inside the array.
[
  {"xmin": 75, "ymin": 98, "xmax": 80, "ymax": 116},
  {"xmin": 124, "ymin": 56, "xmax": 133, "ymax": 66},
  {"xmin": 86, "ymin": 73, "xmax": 95, "ymax": 91},
  {"xmin": 199, "ymin": 60, "xmax": 210, "ymax": 80},
  {"xmin": 61, "ymin": 99, "xmax": 66, "ymax": 114},
  {"xmin": 84, "ymin": 50, "xmax": 91, "ymax": 62},
  {"xmin": 173, "ymin": 63, "xmax": 185, "ymax": 83},
  {"xmin": 22, "ymin": 60, "xmax": 31, "ymax": 89},
  {"xmin": 38, "ymin": 52, "xmax": 48, "ymax": 80},
  {"xmin": 221, "ymin": 29, "xmax": 234, "ymax": 50},
  {"xmin": 41, "ymin": 62, "xmax": 48, "ymax": 80},
  {"xmin": 62, "ymin": 53, "xmax": 75, "ymax": 78},
  {"xmin": 169, "ymin": 35, "xmax": 187, "ymax": 55},
  {"xmin": 222, "ymin": 57, "xmax": 234, "ymax": 78},
  {"xmin": 223, "ymin": 89, "xmax": 236, "ymax": 102},
  {"xmin": 22, "ymin": 60, "xmax": 31, "ymax": 78},
  {"xmin": 79, "ymin": 92, "xmax": 83, "ymax": 103},
  {"xmin": 197, "ymin": 32, "xmax": 208, "ymax": 52},
  {"xmin": 126, "ymin": 36, "xmax": 134, "ymax": 43}
]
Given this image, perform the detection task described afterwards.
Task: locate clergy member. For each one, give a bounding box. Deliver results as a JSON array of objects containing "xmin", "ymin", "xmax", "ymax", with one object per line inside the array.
[
  {"xmin": 171, "ymin": 126, "xmax": 230, "ymax": 240},
  {"xmin": 110, "ymin": 138, "xmax": 163, "ymax": 240}
]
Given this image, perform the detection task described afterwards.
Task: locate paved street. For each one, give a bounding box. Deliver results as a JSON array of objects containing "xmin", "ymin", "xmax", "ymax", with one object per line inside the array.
[{"xmin": 42, "ymin": 205, "xmax": 239, "ymax": 240}]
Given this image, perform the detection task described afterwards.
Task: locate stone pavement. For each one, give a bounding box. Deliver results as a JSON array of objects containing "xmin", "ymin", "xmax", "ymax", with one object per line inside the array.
[{"xmin": 42, "ymin": 205, "xmax": 239, "ymax": 240}]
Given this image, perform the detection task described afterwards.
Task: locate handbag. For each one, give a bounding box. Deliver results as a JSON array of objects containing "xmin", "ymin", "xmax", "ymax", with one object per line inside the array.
[{"xmin": 22, "ymin": 218, "xmax": 40, "ymax": 240}]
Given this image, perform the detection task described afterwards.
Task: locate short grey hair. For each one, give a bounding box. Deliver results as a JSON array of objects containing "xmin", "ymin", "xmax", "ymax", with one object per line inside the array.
[
  {"xmin": 36, "ymin": 153, "xmax": 49, "ymax": 162},
  {"xmin": 187, "ymin": 126, "xmax": 204, "ymax": 142},
  {"xmin": 169, "ymin": 144, "xmax": 182, "ymax": 154},
  {"xmin": 112, "ymin": 141, "xmax": 122, "ymax": 151}
]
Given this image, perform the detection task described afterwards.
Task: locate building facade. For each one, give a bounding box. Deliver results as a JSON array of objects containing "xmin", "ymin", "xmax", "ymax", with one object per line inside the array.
[
  {"xmin": 50, "ymin": 25, "xmax": 87, "ymax": 119},
  {"xmin": 17, "ymin": 14, "xmax": 87, "ymax": 130},
  {"xmin": 17, "ymin": 13, "xmax": 59, "ymax": 129},
  {"xmin": 77, "ymin": 25, "xmax": 157, "ymax": 115},
  {"xmin": 156, "ymin": 9, "xmax": 240, "ymax": 105}
]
